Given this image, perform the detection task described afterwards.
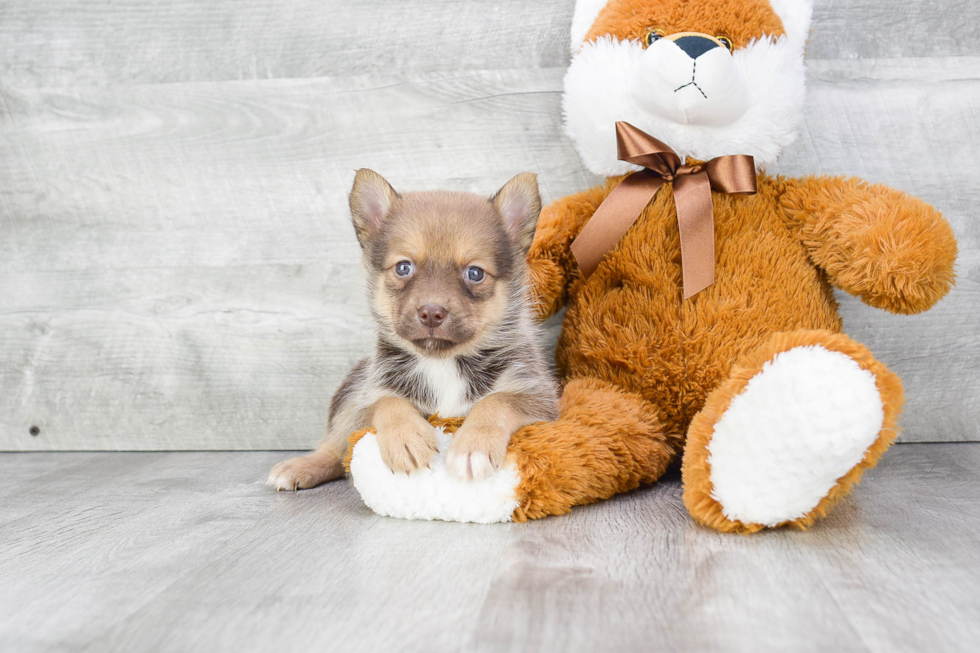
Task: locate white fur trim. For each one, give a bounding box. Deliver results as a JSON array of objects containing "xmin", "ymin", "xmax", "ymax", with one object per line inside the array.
[
  {"xmin": 769, "ymin": 0, "xmax": 814, "ymax": 47},
  {"xmin": 707, "ymin": 345, "xmax": 885, "ymax": 528},
  {"xmin": 563, "ymin": 34, "xmax": 806, "ymax": 174},
  {"xmin": 349, "ymin": 427, "xmax": 520, "ymax": 524},
  {"xmin": 570, "ymin": 0, "xmax": 609, "ymax": 53}
]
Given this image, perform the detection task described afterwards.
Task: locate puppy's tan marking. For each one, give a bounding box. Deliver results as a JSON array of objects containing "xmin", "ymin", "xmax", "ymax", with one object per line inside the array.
[{"xmin": 371, "ymin": 396, "xmax": 439, "ymax": 474}]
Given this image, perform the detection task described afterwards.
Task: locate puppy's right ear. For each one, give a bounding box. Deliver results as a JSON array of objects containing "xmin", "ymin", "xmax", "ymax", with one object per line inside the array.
[
  {"xmin": 492, "ymin": 172, "xmax": 541, "ymax": 254},
  {"xmin": 349, "ymin": 169, "xmax": 398, "ymax": 248}
]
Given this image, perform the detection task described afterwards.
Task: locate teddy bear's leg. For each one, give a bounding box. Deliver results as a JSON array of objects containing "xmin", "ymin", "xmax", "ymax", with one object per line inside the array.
[
  {"xmin": 509, "ymin": 377, "xmax": 680, "ymax": 521},
  {"xmin": 346, "ymin": 376, "xmax": 678, "ymax": 523},
  {"xmin": 681, "ymin": 330, "xmax": 904, "ymax": 533}
]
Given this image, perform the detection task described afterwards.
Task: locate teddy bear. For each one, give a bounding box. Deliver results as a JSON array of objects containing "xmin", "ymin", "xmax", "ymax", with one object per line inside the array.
[{"xmin": 344, "ymin": 0, "xmax": 958, "ymax": 532}]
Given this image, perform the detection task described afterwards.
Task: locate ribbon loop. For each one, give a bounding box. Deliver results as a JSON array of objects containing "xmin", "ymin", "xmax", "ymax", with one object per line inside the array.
[{"xmin": 570, "ymin": 121, "xmax": 757, "ymax": 299}]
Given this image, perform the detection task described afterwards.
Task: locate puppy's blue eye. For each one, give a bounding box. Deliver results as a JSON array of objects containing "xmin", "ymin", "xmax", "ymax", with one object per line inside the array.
[
  {"xmin": 395, "ymin": 260, "xmax": 414, "ymax": 277},
  {"xmin": 466, "ymin": 266, "xmax": 485, "ymax": 283}
]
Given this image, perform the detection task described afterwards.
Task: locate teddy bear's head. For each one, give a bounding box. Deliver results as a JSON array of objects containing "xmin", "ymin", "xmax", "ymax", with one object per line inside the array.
[{"xmin": 564, "ymin": 0, "xmax": 813, "ymax": 175}]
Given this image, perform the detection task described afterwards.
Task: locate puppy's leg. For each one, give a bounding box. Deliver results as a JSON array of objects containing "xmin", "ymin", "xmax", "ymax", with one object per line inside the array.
[
  {"xmin": 371, "ymin": 396, "xmax": 438, "ymax": 474},
  {"xmin": 267, "ymin": 360, "xmax": 369, "ymax": 491},
  {"xmin": 447, "ymin": 393, "xmax": 545, "ymax": 481},
  {"xmin": 267, "ymin": 442, "xmax": 347, "ymax": 492}
]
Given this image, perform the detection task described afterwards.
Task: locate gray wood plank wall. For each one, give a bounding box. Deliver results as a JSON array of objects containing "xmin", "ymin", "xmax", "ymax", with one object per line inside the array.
[{"xmin": 1, "ymin": 1, "xmax": 977, "ymax": 450}]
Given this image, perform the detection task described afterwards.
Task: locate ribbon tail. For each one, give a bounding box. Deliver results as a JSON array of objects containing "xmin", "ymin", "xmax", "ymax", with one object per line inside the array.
[
  {"xmin": 705, "ymin": 154, "xmax": 758, "ymax": 195},
  {"xmin": 673, "ymin": 171, "xmax": 715, "ymax": 299},
  {"xmin": 571, "ymin": 171, "xmax": 665, "ymax": 278}
]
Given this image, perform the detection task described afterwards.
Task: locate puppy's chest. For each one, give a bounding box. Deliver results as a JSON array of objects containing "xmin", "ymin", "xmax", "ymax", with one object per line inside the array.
[{"xmin": 415, "ymin": 358, "xmax": 476, "ymax": 418}]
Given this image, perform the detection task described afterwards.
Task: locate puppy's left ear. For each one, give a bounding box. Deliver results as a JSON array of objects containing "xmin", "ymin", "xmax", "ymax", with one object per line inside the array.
[{"xmin": 492, "ymin": 172, "xmax": 542, "ymax": 253}]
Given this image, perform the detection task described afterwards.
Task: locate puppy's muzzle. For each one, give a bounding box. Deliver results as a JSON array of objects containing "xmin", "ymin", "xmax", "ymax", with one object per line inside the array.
[{"xmin": 418, "ymin": 304, "xmax": 447, "ymax": 328}]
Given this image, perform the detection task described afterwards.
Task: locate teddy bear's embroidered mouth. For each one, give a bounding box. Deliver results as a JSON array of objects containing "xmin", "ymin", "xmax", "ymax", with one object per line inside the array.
[
  {"xmin": 629, "ymin": 39, "xmax": 748, "ymax": 128},
  {"xmin": 673, "ymin": 61, "xmax": 708, "ymax": 98},
  {"xmin": 674, "ymin": 80, "xmax": 707, "ymax": 98}
]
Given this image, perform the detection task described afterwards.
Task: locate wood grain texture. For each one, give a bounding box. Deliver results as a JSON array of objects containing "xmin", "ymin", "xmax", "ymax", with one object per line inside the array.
[
  {"xmin": 809, "ymin": 0, "xmax": 980, "ymax": 59},
  {"xmin": 0, "ymin": 0, "xmax": 577, "ymax": 86},
  {"xmin": 0, "ymin": 2, "xmax": 978, "ymax": 450},
  {"xmin": 0, "ymin": 444, "xmax": 978, "ymax": 651},
  {"xmin": 1, "ymin": 0, "xmax": 977, "ymax": 86},
  {"xmin": 0, "ymin": 71, "xmax": 587, "ymax": 450}
]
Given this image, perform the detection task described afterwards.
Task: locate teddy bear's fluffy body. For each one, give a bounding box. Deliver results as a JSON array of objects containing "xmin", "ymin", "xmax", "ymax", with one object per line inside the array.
[
  {"xmin": 533, "ymin": 173, "xmax": 956, "ymax": 429},
  {"xmin": 521, "ymin": 170, "xmax": 953, "ymax": 529}
]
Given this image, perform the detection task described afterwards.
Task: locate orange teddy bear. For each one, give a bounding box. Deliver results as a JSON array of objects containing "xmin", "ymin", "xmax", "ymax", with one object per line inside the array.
[{"xmin": 345, "ymin": 0, "xmax": 957, "ymax": 532}]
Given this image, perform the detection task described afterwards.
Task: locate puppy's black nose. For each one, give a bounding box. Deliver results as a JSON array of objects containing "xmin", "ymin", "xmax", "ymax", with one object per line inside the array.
[
  {"xmin": 418, "ymin": 304, "xmax": 447, "ymax": 328},
  {"xmin": 674, "ymin": 35, "xmax": 720, "ymax": 60}
]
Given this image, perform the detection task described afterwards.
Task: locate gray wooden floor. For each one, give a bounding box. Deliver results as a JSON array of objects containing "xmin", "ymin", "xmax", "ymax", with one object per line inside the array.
[{"xmin": 2, "ymin": 443, "xmax": 978, "ymax": 652}]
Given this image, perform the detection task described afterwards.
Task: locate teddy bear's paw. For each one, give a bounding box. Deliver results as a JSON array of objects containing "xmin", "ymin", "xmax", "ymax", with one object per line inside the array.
[
  {"xmin": 348, "ymin": 427, "xmax": 521, "ymax": 523},
  {"xmin": 705, "ymin": 344, "xmax": 886, "ymax": 528}
]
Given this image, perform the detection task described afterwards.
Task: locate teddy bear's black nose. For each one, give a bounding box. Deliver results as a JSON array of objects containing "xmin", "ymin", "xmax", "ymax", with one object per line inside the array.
[{"xmin": 674, "ymin": 35, "xmax": 720, "ymax": 60}]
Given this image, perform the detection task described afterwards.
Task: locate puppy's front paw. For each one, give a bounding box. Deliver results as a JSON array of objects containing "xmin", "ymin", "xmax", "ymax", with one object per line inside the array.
[
  {"xmin": 377, "ymin": 422, "xmax": 438, "ymax": 474},
  {"xmin": 266, "ymin": 452, "xmax": 344, "ymax": 491},
  {"xmin": 446, "ymin": 426, "xmax": 509, "ymax": 481}
]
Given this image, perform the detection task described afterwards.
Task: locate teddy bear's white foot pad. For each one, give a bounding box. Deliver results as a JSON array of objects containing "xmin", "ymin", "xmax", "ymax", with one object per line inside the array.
[
  {"xmin": 707, "ymin": 345, "xmax": 885, "ymax": 527},
  {"xmin": 349, "ymin": 427, "xmax": 520, "ymax": 524}
]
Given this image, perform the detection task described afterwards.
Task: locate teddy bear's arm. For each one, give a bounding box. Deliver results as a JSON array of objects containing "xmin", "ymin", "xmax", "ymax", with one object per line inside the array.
[
  {"xmin": 779, "ymin": 175, "xmax": 958, "ymax": 315},
  {"xmin": 527, "ymin": 180, "xmax": 617, "ymax": 320}
]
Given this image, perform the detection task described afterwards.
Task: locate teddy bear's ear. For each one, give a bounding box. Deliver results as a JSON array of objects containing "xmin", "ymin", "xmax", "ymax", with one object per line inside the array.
[
  {"xmin": 570, "ymin": 0, "xmax": 610, "ymax": 53},
  {"xmin": 768, "ymin": 0, "xmax": 814, "ymax": 46}
]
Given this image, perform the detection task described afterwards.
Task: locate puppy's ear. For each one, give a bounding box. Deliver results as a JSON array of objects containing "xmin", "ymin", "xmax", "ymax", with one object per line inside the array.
[
  {"xmin": 491, "ymin": 172, "xmax": 541, "ymax": 253},
  {"xmin": 349, "ymin": 169, "xmax": 399, "ymax": 248}
]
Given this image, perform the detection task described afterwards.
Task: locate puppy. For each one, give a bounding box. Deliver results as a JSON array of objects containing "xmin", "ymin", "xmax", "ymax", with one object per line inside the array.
[{"xmin": 267, "ymin": 169, "xmax": 558, "ymax": 489}]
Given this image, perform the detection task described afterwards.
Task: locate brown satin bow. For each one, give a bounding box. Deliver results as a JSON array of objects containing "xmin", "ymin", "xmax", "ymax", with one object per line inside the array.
[{"xmin": 570, "ymin": 121, "xmax": 758, "ymax": 299}]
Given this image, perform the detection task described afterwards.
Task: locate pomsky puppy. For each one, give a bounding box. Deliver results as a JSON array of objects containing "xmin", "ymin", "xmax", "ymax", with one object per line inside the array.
[{"xmin": 267, "ymin": 169, "xmax": 558, "ymax": 489}]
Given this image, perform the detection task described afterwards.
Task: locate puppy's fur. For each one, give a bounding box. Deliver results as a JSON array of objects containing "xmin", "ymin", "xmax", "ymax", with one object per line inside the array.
[{"xmin": 268, "ymin": 170, "xmax": 558, "ymax": 489}]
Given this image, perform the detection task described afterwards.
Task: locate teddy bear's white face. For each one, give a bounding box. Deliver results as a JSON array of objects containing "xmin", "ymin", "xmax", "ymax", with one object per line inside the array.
[
  {"xmin": 564, "ymin": 0, "xmax": 814, "ymax": 176},
  {"xmin": 627, "ymin": 31, "xmax": 751, "ymax": 127}
]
